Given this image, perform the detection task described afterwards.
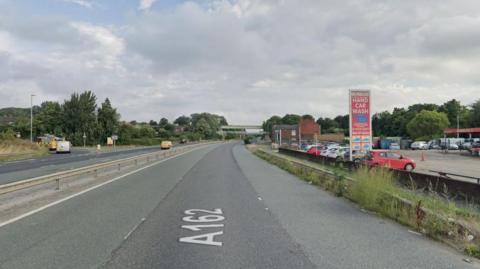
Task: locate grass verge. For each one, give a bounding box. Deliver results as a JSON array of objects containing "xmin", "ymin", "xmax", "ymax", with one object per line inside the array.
[
  {"xmin": 0, "ymin": 139, "xmax": 49, "ymax": 161},
  {"xmin": 248, "ymin": 145, "xmax": 480, "ymax": 259}
]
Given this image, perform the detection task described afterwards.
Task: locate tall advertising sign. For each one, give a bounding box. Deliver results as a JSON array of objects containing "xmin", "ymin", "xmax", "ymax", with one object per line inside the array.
[{"xmin": 349, "ymin": 90, "xmax": 372, "ymax": 160}]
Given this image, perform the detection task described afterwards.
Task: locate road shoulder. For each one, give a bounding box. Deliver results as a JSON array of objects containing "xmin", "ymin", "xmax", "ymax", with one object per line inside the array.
[{"xmin": 232, "ymin": 144, "xmax": 478, "ymax": 269}]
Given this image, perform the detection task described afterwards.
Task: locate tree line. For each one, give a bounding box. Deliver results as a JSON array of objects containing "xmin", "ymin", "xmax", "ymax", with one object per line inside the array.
[
  {"xmin": 0, "ymin": 91, "xmax": 228, "ymax": 146},
  {"xmin": 263, "ymin": 99, "xmax": 480, "ymax": 140}
]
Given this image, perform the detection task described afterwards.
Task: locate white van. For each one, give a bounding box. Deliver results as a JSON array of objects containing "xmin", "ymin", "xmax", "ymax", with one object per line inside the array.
[{"xmin": 56, "ymin": 141, "xmax": 71, "ymax": 153}]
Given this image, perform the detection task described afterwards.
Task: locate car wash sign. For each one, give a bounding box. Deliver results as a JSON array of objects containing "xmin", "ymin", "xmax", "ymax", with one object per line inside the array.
[{"xmin": 349, "ymin": 90, "xmax": 372, "ymax": 153}]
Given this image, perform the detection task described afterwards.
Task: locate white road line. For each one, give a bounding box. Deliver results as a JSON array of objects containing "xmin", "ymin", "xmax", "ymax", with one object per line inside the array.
[
  {"xmin": 124, "ymin": 218, "xmax": 146, "ymax": 240},
  {"xmin": 408, "ymin": 230, "xmax": 422, "ymax": 236},
  {"xmin": 0, "ymin": 145, "xmax": 213, "ymax": 229}
]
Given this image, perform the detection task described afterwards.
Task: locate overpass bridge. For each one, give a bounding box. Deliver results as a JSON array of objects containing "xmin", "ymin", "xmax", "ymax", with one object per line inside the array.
[{"xmin": 219, "ymin": 125, "xmax": 265, "ymax": 138}]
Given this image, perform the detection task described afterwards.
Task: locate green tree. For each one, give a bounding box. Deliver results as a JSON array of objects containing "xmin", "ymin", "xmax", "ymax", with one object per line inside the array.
[
  {"xmin": 35, "ymin": 101, "xmax": 63, "ymax": 135},
  {"xmin": 316, "ymin": 117, "xmax": 339, "ymax": 133},
  {"xmin": 262, "ymin": 115, "xmax": 282, "ymax": 137},
  {"xmin": 470, "ymin": 100, "xmax": 480, "ymax": 127},
  {"xmin": 281, "ymin": 114, "xmax": 300, "ymax": 125},
  {"xmin": 62, "ymin": 91, "xmax": 97, "ymax": 145},
  {"xmin": 159, "ymin": 118, "xmax": 169, "ymax": 128},
  {"xmin": 191, "ymin": 113, "xmax": 227, "ymax": 139},
  {"xmin": 406, "ymin": 110, "xmax": 450, "ymax": 140},
  {"xmin": 97, "ymin": 98, "xmax": 120, "ymax": 143},
  {"xmin": 174, "ymin": 115, "xmax": 191, "ymax": 127},
  {"xmin": 439, "ymin": 99, "xmax": 469, "ymax": 128}
]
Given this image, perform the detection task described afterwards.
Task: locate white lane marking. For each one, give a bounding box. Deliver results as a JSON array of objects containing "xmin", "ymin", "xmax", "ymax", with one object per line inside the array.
[
  {"xmin": 408, "ymin": 230, "xmax": 422, "ymax": 236},
  {"xmin": 0, "ymin": 145, "xmax": 213, "ymax": 229},
  {"xmin": 124, "ymin": 218, "xmax": 146, "ymax": 240}
]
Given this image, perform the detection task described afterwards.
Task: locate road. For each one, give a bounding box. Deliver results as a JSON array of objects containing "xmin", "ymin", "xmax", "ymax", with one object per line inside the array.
[
  {"xmin": 0, "ymin": 145, "xmax": 169, "ymax": 184},
  {"xmin": 0, "ymin": 142, "xmax": 476, "ymax": 269}
]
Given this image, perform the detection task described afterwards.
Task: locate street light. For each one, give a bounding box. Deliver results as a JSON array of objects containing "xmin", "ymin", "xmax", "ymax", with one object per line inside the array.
[{"xmin": 30, "ymin": 94, "xmax": 35, "ymax": 142}]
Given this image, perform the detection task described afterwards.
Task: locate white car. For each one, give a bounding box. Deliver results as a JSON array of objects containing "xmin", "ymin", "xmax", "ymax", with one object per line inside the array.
[
  {"xmin": 327, "ymin": 147, "xmax": 349, "ymax": 159},
  {"xmin": 411, "ymin": 141, "xmax": 428, "ymax": 150},
  {"xmin": 389, "ymin": 143, "xmax": 400, "ymax": 150},
  {"xmin": 56, "ymin": 141, "xmax": 71, "ymax": 153},
  {"xmin": 321, "ymin": 146, "xmax": 339, "ymax": 157}
]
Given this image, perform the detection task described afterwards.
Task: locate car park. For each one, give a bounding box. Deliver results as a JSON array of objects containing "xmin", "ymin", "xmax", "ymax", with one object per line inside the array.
[
  {"xmin": 410, "ymin": 141, "xmax": 428, "ymax": 150},
  {"xmin": 365, "ymin": 150, "xmax": 416, "ymax": 171}
]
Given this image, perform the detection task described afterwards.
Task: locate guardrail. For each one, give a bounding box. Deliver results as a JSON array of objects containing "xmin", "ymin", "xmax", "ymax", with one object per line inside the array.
[
  {"xmin": 0, "ymin": 142, "xmax": 219, "ymax": 196},
  {"xmin": 278, "ymin": 147, "xmax": 480, "ymax": 200}
]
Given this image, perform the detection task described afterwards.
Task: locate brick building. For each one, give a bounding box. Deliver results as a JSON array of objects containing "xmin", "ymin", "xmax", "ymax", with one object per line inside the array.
[{"xmin": 272, "ymin": 117, "xmax": 320, "ymax": 146}]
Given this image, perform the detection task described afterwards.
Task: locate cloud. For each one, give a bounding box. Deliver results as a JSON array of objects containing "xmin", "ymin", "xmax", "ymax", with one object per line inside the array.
[
  {"xmin": 63, "ymin": 0, "xmax": 93, "ymax": 8},
  {"xmin": 1, "ymin": 0, "xmax": 480, "ymax": 124},
  {"xmin": 138, "ymin": 0, "xmax": 157, "ymax": 10}
]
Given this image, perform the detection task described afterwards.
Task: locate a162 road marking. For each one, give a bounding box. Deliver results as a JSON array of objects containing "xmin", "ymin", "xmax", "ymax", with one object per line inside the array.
[{"xmin": 179, "ymin": 208, "xmax": 224, "ymax": 246}]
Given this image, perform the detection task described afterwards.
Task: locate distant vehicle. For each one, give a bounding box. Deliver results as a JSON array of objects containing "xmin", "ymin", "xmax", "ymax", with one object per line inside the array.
[
  {"xmin": 428, "ymin": 140, "xmax": 441, "ymax": 150},
  {"xmin": 161, "ymin": 140, "xmax": 173, "ymax": 150},
  {"xmin": 306, "ymin": 146, "xmax": 322, "ymax": 155},
  {"xmin": 180, "ymin": 138, "xmax": 188, "ymax": 144},
  {"xmin": 327, "ymin": 147, "xmax": 349, "ymax": 160},
  {"xmin": 389, "ymin": 143, "xmax": 400, "ymax": 150},
  {"xmin": 410, "ymin": 141, "xmax": 428, "ymax": 150},
  {"xmin": 320, "ymin": 147, "xmax": 337, "ymax": 157},
  {"xmin": 49, "ymin": 139, "xmax": 58, "ymax": 151},
  {"xmin": 343, "ymin": 150, "xmax": 365, "ymax": 163},
  {"xmin": 470, "ymin": 142, "xmax": 480, "ymax": 156},
  {"xmin": 365, "ymin": 150, "xmax": 416, "ymax": 171},
  {"xmin": 56, "ymin": 141, "xmax": 71, "ymax": 154},
  {"xmin": 461, "ymin": 142, "xmax": 472, "ymax": 150},
  {"xmin": 443, "ymin": 143, "xmax": 459, "ymax": 150}
]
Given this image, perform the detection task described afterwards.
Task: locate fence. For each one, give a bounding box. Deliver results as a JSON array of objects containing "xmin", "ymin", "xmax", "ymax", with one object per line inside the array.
[{"xmin": 278, "ymin": 147, "xmax": 480, "ymax": 200}]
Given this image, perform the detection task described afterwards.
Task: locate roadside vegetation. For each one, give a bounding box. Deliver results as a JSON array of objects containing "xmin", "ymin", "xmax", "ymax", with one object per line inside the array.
[
  {"xmin": 262, "ymin": 99, "xmax": 480, "ymax": 139},
  {"xmin": 248, "ymin": 145, "xmax": 480, "ymax": 259},
  {"xmin": 0, "ymin": 91, "xmax": 228, "ymax": 146},
  {"xmin": 0, "ymin": 130, "xmax": 48, "ymax": 161}
]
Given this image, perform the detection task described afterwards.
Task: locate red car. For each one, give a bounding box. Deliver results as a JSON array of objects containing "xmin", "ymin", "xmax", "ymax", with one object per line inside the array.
[
  {"xmin": 306, "ymin": 146, "xmax": 322, "ymax": 156},
  {"xmin": 365, "ymin": 150, "xmax": 416, "ymax": 171}
]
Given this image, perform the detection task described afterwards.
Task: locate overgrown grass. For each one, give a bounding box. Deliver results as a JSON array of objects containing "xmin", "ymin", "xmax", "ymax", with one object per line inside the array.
[
  {"xmin": 250, "ymin": 146, "xmax": 480, "ymax": 259},
  {"xmin": 0, "ymin": 139, "xmax": 49, "ymax": 161}
]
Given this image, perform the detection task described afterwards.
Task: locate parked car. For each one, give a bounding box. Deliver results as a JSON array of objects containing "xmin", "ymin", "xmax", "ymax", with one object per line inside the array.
[
  {"xmin": 343, "ymin": 150, "xmax": 366, "ymax": 163},
  {"xmin": 319, "ymin": 143, "xmax": 339, "ymax": 156},
  {"xmin": 365, "ymin": 150, "xmax": 416, "ymax": 171},
  {"xmin": 470, "ymin": 142, "xmax": 480, "ymax": 156},
  {"xmin": 389, "ymin": 143, "xmax": 400, "ymax": 150},
  {"xmin": 306, "ymin": 146, "xmax": 322, "ymax": 156},
  {"xmin": 327, "ymin": 147, "xmax": 349, "ymax": 160},
  {"xmin": 410, "ymin": 141, "xmax": 428, "ymax": 150},
  {"xmin": 442, "ymin": 143, "xmax": 459, "ymax": 150}
]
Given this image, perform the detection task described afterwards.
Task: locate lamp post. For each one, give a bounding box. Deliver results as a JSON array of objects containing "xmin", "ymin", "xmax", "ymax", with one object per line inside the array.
[{"xmin": 30, "ymin": 94, "xmax": 35, "ymax": 142}]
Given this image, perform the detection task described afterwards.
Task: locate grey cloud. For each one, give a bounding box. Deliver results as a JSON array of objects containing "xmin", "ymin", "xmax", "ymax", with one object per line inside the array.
[{"xmin": 1, "ymin": 0, "xmax": 480, "ymax": 123}]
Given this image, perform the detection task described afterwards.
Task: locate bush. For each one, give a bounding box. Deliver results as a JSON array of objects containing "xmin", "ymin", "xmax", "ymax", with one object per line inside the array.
[{"xmin": 0, "ymin": 129, "xmax": 16, "ymax": 140}]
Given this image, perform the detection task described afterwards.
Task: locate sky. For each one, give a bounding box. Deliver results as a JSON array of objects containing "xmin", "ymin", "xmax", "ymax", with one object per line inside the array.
[{"xmin": 0, "ymin": 0, "xmax": 479, "ymax": 124}]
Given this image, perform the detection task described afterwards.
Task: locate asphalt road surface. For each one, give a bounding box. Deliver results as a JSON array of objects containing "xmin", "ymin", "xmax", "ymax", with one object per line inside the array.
[
  {"xmin": 0, "ymin": 146, "xmax": 169, "ymax": 184},
  {"xmin": 0, "ymin": 142, "xmax": 476, "ymax": 269}
]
